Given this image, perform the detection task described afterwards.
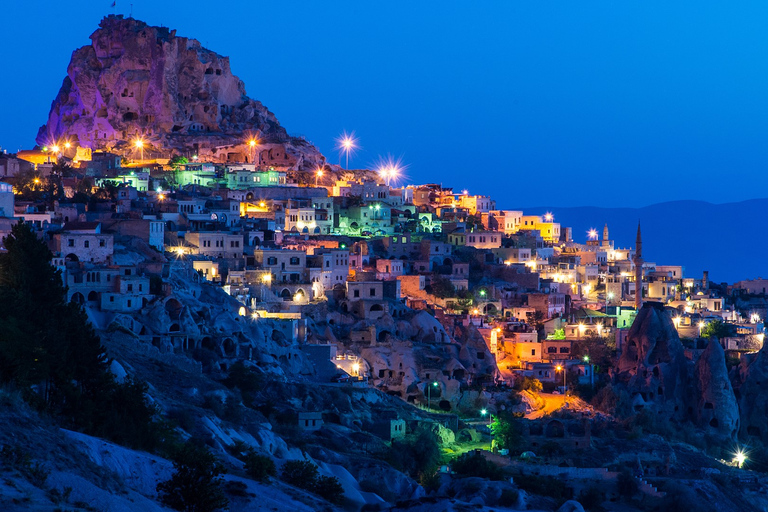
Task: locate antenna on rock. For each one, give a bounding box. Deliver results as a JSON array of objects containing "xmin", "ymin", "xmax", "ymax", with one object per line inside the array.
[{"xmin": 130, "ymin": 3, "xmax": 133, "ymax": 18}]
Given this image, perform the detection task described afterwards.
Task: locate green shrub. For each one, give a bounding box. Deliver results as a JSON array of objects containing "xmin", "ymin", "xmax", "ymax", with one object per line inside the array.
[
  {"xmin": 315, "ymin": 475, "xmax": 345, "ymax": 504},
  {"xmin": 280, "ymin": 459, "xmax": 345, "ymax": 504},
  {"xmin": 281, "ymin": 460, "xmax": 319, "ymax": 488},
  {"xmin": 243, "ymin": 449, "xmax": 276, "ymax": 483},
  {"xmin": 157, "ymin": 441, "xmax": 228, "ymax": 512}
]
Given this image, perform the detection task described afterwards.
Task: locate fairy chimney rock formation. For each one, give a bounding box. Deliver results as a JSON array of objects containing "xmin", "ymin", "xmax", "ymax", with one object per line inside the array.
[{"xmin": 37, "ymin": 15, "xmax": 324, "ymax": 170}]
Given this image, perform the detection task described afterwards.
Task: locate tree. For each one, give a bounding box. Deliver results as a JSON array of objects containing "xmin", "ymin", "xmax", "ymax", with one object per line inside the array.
[
  {"xmin": 0, "ymin": 222, "xmax": 163, "ymax": 450},
  {"xmin": 427, "ymin": 276, "xmax": 455, "ymax": 298},
  {"xmin": 157, "ymin": 441, "xmax": 228, "ymax": 512},
  {"xmin": 169, "ymin": 155, "xmax": 189, "ymax": 170},
  {"xmin": 571, "ymin": 335, "xmax": 615, "ymax": 375},
  {"xmin": 702, "ymin": 320, "xmax": 735, "ymax": 340},
  {"xmin": 491, "ymin": 412, "xmax": 522, "ymax": 451}
]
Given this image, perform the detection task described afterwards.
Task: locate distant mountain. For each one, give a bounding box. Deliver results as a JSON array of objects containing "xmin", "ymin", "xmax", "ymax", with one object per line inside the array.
[{"xmin": 521, "ymin": 199, "xmax": 768, "ymax": 284}]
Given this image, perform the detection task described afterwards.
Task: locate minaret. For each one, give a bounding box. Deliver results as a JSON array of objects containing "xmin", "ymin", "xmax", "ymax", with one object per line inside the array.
[
  {"xmin": 602, "ymin": 223, "xmax": 610, "ymax": 248},
  {"xmin": 634, "ymin": 222, "xmax": 643, "ymax": 310}
]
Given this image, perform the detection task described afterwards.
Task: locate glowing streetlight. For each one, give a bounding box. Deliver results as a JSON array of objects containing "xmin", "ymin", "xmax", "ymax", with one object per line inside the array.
[
  {"xmin": 427, "ymin": 381, "xmax": 439, "ymax": 409},
  {"xmin": 315, "ymin": 168, "xmax": 324, "ymax": 187},
  {"xmin": 352, "ymin": 362, "xmax": 360, "ymax": 376},
  {"xmin": 33, "ymin": 177, "xmax": 40, "ymax": 184},
  {"xmin": 480, "ymin": 409, "xmax": 492, "ymax": 450},
  {"xmin": 544, "ymin": 212, "xmax": 554, "ymax": 222},
  {"xmin": 134, "ymin": 139, "xmax": 144, "ymax": 162},
  {"xmin": 64, "ymin": 142, "xmax": 71, "ymax": 149},
  {"xmin": 673, "ymin": 316, "xmax": 681, "ymax": 330},
  {"xmin": 556, "ymin": 364, "xmax": 567, "ymax": 394},
  {"xmin": 578, "ymin": 323, "xmax": 586, "ymax": 339},
  {"xmin": 247, "ymin": 138, "xmax": 259, "ymax": 163},
  {"xmin": 699, "ymin": 321, "xmax": 705, "ymax": 337},
  {"xmin": 51, "ymin": 144, "xmax": 60, "ymax": 154},
  {"xmin": 261, "ymin": 273, "xmax": 272, "ymax": 284},
  {"xmin": 735, "ymin": 450, "xmax": 746, "ymax": 468},
  {"xmin": 588, "ymin": 228, "xmax": 598, "ymax": 240},
  {"xmin": 336, "ymin": 132, "xmax": 358, "ymax": 169},
  {"xmin": 596, "ymin": 323, "xmax": 603, "ymax": 337}
]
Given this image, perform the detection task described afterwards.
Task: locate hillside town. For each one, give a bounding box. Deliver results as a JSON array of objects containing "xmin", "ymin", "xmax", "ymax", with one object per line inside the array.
[
  {"xmin": 4, "ymin": 13, "xmax": 768, "ymax": 512},
  {"xmin": 1, "ymin": 142, "xmax": 765, "ymax": 398}
]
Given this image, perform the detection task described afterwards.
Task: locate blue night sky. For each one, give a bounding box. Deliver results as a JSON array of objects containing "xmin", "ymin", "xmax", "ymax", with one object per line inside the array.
[{"xmin": 2, "ymin": 1, "xmax": 768, "ymax": 207}]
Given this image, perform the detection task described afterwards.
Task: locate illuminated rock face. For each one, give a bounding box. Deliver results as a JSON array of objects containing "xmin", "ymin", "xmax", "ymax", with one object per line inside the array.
[
  {"xmin": 37, "ymin": 15, "xmax": 324, "ymax": 169},
  {"xmin": 617, "ymin": 302, "xmax": 691, "ymax": 422}
]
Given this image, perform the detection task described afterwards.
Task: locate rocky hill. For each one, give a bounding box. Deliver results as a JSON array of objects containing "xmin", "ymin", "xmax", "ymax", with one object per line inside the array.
[{"xmin": 37, "ymin": 15, "xmax": 325, "ymax": 171}]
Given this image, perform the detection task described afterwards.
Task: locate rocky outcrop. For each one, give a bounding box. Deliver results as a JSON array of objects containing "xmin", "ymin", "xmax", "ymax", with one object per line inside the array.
[
  {"xmin": 38, "ymin": 15, "xmax": 325, "ymax": 170},
  {"xmin": 692, "ymin": 340, "xmax": 739, "ymax": 438},
  {"xmin": 733, "ymin": 344, "xmax": 768, "ymax": 442},
  {"xmin": 616, "ymin": 302, "xmax": 690, "ymax": 421}
]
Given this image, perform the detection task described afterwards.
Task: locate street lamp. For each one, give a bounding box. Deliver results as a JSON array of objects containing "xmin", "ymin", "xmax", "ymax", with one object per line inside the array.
[
  {"xmin": 248, "ymin": 138, "xmax": 258, "ymax": 163},
  {"xmin": 134, "ymin": 139, "xmax": 144, "ymax": 162},
  {"xmin": 481, "ymin": 409, "xmax": 492, "ymax": 450},
  {"xmin": 315, "ymin": 168, "xmax": 323, "ymax": 187},
  {"xmin": 673, "ymin": 316, "xmax": 681, "ymax": 330},
  {"xmin": 556, "ymin": 364, "xmax": 566, "ymax": 395},
  {"xmin": 337, "ymin": 132, "xmax": 358, "ymax": 169},
  {"xmin": 578, "ymin": 323, "xmax": 585, "ymax": 339},
  {"xmin": 735, "ymin": 450, "xmax": 747, "ymax": 469},
  {"xmin": 427, "ymin": 381, "xmax": 439, "ymax": 410},
  {"xmin": 699, "ymin": 321, "xmax": 705, "ymax": 337},
  {"xmin": 352, "ymin": 362, "xmax": 360, "ymax": 377}
]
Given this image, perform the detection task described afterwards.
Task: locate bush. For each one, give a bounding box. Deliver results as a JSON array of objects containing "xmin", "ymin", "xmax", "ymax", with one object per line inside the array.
[
  {"xmin": 224, "ymin": 362, "xmax": 263, "ymax": 405},
  {"xmin": 387, "ymin": 428, "xmax": 442, "ymax": 479},
  {"xmin": 451, "ymin": 452, "xmax": 504, "ymax": 480},
  {"xmin": 280, "ymin": 459, "xmax": 345, "ymax": 504},
  {"xmin": 514, "ymin": 377, "xmax": 542, "ymax": 393},
  {"xmin": 498, "ymin": 488, "xmax": 519, "ymax": 507},
  {"xmin": 157, "ymin": 441, "xmax": 228, "ymax": 512},
  {"xmin": 315, "ymin": 475, "xmax": 345, "ymax": 504},
  {"xmin": 281, "ymin": 460, "xmax": 319, "ymax": 488},
  {"xmin": 243, "ymin": 449, "xmax": 276, "ymax": 483}
]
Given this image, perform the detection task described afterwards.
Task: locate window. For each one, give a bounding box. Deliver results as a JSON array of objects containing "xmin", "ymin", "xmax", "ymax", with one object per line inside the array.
[
  {"xmin": 127, "ymin": 300, "xmax": 131, "ymax": 307},
  {"xmin": 100, "ymin": 239, "xmax": 106, "ymax": 247},
  {"xmin": 110, "ymin": 296, "xmax": 114, "ymax": 302},
  {"xmin": 267, "ymin": 257, "xmax": 277, "ymax": 265},
  {"xmin": 370, "ymin": 288, "xmax": 376, "ymax": 297},
  {"xmin": 67, "ymin": 239, "xmax": 74, "ymax": 247},
  {"xmin": 290, "ymin": 257, "xmax": 300, "ymax": 265},
  {"xmin": 84, "ymin": 240, "xmax": 90, "ymax": 248},
  {"xmin": 354, "ymin": 289, "xmax": 360, "ymax": 298},
  {"xmin": 127, "ymin": 284, "xmax": 133, "ymax": 292},
  {"xmin": 531, "ymin": 349, "xmax": 536, "ymax": 356}
]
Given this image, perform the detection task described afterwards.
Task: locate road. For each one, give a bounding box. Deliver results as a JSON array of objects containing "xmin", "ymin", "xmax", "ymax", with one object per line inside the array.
[{"xmin": 525, "ymin": 392, "xmax": 566, "ymax": 419}]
